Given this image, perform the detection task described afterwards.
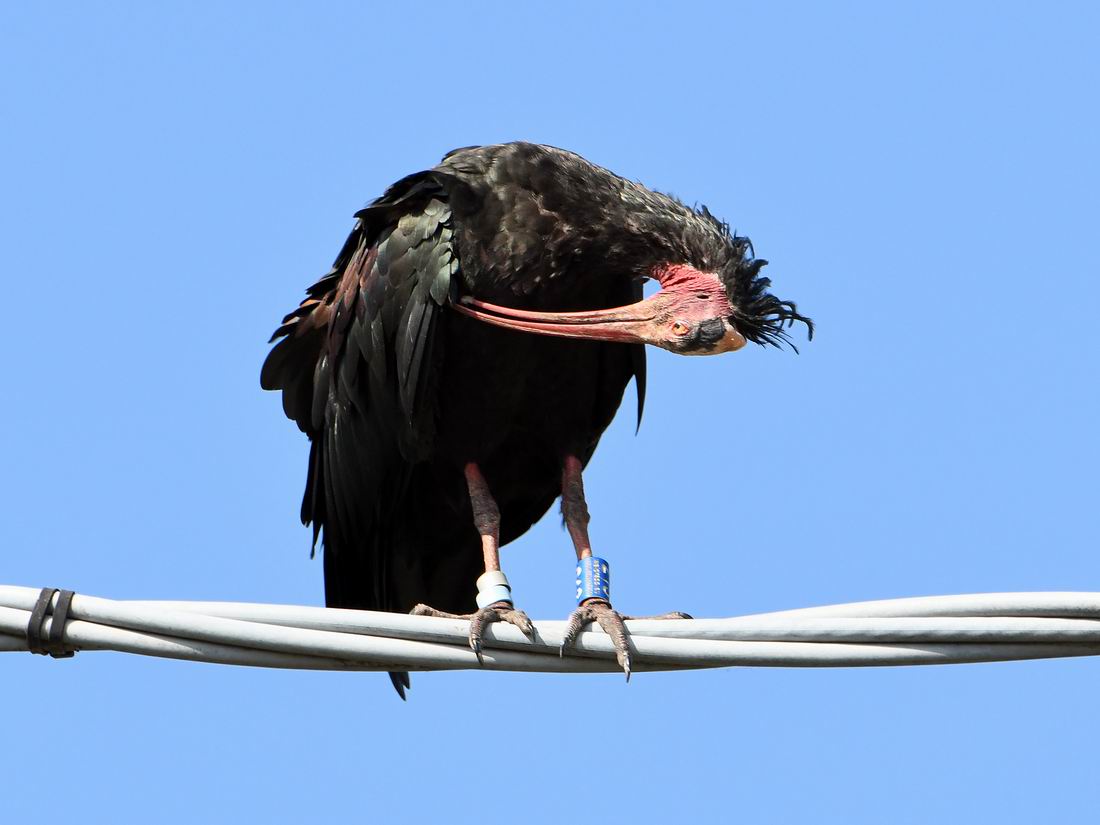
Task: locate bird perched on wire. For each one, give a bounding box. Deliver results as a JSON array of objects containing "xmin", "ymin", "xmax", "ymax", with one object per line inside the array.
[{"xmin": 262, "ymin": 142, "xmax": 811, "ymax": 697}]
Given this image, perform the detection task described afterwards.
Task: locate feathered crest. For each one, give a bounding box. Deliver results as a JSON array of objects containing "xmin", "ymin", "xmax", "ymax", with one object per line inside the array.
[{"xmin": 697, "ymin": 207, "xmax": 814, "ymax": 351}]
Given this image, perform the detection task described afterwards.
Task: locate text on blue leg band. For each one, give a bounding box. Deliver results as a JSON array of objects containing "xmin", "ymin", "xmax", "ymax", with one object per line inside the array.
[{"xmin": 576, "ymin": 556, "xmax": 611, "ymax": 604}]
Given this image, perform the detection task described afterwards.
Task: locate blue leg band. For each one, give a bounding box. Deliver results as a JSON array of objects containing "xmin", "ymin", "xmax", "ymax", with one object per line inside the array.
[{"xmin": 576, "ymin": 556, "xmax": 611, "ymax": 604}]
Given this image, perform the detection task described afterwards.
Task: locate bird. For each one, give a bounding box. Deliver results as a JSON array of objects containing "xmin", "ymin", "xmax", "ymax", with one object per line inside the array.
[{"xmin": 261, "ymin": 142, "xmax": 811, "ymax": 697}]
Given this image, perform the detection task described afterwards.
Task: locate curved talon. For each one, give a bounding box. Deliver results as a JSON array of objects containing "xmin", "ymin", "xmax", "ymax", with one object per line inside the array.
[
  {"xmin": 410, "ymin": 601, "xmax": 534, "ymax": 666},
  {"xmin": 468, "ymin": 601, "xmax": 535, "ymax": 664},
  {"xmin": 559, "ymin": 602, "xmax": 693, "ymax": 681},
  {"xmin": 560, "ymin": 599, "xmax": 632, "ymax": 681}
]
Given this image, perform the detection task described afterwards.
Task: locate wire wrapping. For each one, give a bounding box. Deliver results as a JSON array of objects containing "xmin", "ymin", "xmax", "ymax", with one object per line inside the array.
[{"xmin": 4, "ymin": 585, "xmax": 1100, "ymax": 673}]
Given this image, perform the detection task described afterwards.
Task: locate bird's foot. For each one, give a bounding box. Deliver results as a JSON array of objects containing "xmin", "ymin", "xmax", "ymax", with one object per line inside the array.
[
  {"xmin": 560, "ymin": 599, "xmax": 692, "ymax": 681},
  {"xmin": 410, "ymin": 601, "xmax": 535, "ymax": 664}
]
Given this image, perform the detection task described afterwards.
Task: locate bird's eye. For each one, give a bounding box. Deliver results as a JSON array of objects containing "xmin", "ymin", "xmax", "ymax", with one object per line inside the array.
[{"xmin": 671, "ymin": 321, "xmax": 690, "ymax": 336}]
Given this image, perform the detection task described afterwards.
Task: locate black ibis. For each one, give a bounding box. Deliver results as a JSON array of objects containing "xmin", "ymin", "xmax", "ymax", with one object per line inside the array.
[{"xmin": 261, "ymin": 142, "xmax": 811, "ymax": 696}]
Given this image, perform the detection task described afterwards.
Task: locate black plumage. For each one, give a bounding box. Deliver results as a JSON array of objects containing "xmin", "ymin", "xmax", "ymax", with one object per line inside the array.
[{"xmin": 262, "ymin": 142, "xmax": 810, "ymax": 694}]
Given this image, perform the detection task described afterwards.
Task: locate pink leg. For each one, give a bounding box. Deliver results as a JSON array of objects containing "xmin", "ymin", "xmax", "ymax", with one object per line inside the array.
[
  {"xmin": 561, "ymin": 455, "xmax": 593, "ymax": 561},
  {"xmin": 410, "ymin": 462, "xmax": 534, "ymax": 662},
  {"xmin": 464, "ymin": 462, "xmax": 503, "ymax": 572},
  {"xmin": 559, "ymin": 454, "xmax": 691, "ymax": 680}
]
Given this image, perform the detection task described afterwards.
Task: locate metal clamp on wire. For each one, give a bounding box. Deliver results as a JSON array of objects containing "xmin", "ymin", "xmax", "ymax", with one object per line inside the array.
[
  {"xmin": 475, "ymin": 571, "xmax": 513, "ymax": 608},
  {"xmin": 576, "ymin": 556, "xmax": 611, "ymax": 604},
  {"xmin": 26, "ymin": 587, "xmax": 76, "ymax": 658}
]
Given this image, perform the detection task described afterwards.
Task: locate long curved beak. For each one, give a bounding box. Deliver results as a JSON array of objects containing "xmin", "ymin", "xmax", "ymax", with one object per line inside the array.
[
  {"xmin": 450, "ymin": 264, "xmax": 744, "ymax": 352},
  {"xmin": 452, "ymin": 296, "xmax": 664, "ymax": 344}
]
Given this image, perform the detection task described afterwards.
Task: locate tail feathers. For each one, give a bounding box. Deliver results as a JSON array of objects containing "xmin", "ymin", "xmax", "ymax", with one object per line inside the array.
[
  {"xmin": 389, "ymin": 671, "xmax": 411, "ymax": 700},
  {"xmin": 321, "ymin": 467, "xmax": 484, "ymax": 700}
]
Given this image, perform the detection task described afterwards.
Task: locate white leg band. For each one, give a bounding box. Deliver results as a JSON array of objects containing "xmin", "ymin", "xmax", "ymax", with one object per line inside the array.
[{"xmin": 475, "ymin": 571, "xmax": 513, "ymax": 608}]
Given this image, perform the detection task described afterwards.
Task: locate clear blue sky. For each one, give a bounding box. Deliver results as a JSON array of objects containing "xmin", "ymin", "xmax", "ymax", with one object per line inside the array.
[{"xmin": 3, "ymin": 2, "xmax": 1098, "ymax": 821}]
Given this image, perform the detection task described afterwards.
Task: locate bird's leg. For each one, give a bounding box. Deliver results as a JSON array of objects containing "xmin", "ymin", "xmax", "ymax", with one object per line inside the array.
[
  {"xmin": 558, "ymin": 455, "xmax": 691, "ymax": 680},
  {"xmin": 559, "ymin": 454, "xmax": 632, "ymax": 671},
  {"xmin": 410, "ymin": 462, "xmax": 534, "ymax": 663}
]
